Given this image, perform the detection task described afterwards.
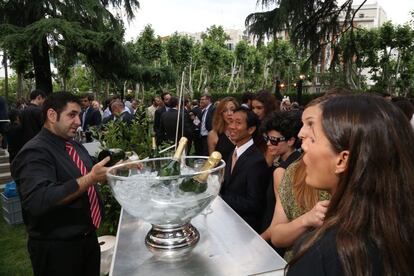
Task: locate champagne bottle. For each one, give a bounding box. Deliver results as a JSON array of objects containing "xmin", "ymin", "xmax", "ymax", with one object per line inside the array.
[
  {"xmin": 179, "ymin": 151, "xmax": 222, "ymax": 193},
  {"xmin": 149, "ymin": 136, "xmax": 158, "ymax": 158},
  {"xmin": 159, "ymin": 137, "xmax": 188, "ymax": 176},
  {"xmin": 98, "ymin": 148, "xmax": 126, "ymax": 167}
]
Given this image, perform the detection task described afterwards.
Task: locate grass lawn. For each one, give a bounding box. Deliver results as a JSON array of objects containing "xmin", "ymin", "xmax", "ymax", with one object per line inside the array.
[
  {"xmin": 0, "ymin": 210, "xmax": 117, "ymax": 276},
  {"xmin": 0, "ymin": 218, "xmax": 32, "ymax": 275}
]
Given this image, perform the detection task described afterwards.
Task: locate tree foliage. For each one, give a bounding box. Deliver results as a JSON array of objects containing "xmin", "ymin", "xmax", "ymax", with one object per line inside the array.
[
  {"xmin": 246, "ymin": 0, "xmax": 368, "ymax": 65},
  {"xmin": 0, "ymin": 0, "xmax": 140, "ymax": 94},
  {"xmin": 337, "ymin": 22, "xmax": 414, "ymax": 95}
]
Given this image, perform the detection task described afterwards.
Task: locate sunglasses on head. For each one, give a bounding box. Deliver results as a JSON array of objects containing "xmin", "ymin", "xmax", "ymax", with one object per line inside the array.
[{"xmin": 263, "ymin": 134, "xmax": 286, "ymax": 146}]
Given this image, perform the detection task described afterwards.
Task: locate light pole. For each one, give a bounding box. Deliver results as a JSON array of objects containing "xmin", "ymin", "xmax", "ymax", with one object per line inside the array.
[{"xmin": 296, "ymin": 74, "xmax": 305, "ymax": 106}]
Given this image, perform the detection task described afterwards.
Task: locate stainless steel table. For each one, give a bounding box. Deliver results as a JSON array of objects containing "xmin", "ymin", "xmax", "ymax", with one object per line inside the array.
[{"xmin": 110, "ymin": 197, "xmax": 286, "ymax": 276}]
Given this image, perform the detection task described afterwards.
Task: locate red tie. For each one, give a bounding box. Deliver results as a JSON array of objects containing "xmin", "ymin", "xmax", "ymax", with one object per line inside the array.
[{"xmin": 65, "ymin": 142, "xmax": 101, "ymax": 229}]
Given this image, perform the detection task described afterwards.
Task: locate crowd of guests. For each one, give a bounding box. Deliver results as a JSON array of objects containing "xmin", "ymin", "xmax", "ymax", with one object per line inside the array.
[{"xmin": 3, "ymin": 87, "xmax": 414, "ymax": 275}]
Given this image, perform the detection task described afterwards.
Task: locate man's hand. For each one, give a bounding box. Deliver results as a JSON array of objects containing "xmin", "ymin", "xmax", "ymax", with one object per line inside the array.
[
  {"xmin": 89, "ymin": 156, "xmax": 110, "ymax": 183},
  {"xmin": 59, "ymin": 157, "xmax": 110, "ymax": 205}
]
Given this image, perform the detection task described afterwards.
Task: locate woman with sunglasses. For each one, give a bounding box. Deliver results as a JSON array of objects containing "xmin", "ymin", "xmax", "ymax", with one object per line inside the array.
[
  {"xmin": 260, "ymin": 111, "xmax": 303, "ymax": 247},
  {"xmin": 207, "ymin": 97, "xmax": 239, "ymax": 163},
  {"xmin": 286, "ymin": 94, "xmax": 414, "ymax": 275},
  {"xmin": 262, "ymin": 97, "xmax": 335, "ymax": 259}
]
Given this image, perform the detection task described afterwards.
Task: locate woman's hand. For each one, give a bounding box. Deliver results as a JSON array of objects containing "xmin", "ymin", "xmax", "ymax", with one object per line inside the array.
[{"xmin": 302, "ymin": 200, "xmax": 330, "ymax": 228}]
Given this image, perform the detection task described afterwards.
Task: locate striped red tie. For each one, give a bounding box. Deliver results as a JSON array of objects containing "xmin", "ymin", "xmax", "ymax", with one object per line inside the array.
[{"xmin": 65, "ymin": 142, "xmax": 101, "ymax": 229}]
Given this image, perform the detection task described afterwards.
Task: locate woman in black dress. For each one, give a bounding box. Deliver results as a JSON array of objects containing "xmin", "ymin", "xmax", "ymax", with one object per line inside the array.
[{"xmin": 207, "ymin": 97, "xmax": 239, "ymax": 164}]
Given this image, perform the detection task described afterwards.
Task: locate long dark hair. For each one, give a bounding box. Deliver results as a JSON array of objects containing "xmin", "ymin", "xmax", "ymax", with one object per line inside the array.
[
  {"xmin": 289, "ymin": 94, "xmax": 414, "ymax": 276},
  {"xmin": 253, "ymin": 90, "xmax": 278, "ymax": 117}
]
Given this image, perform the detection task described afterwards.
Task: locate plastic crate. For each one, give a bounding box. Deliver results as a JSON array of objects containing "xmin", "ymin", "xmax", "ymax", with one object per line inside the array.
[
  {"xmin": 1, "ymin": 193, "xmax": 23, "ymax": 224},
  {"xmin": 2, "ymin": 206, "xmax": 23, "ymax": 224},
  {"xmin": 1, "ymin": 193, "xmax": 21, "ymax": 212}
]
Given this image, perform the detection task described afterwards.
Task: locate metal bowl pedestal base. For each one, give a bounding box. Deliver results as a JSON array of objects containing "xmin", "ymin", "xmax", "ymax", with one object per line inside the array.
[{"xmin": 145, "ymin": 223, "xmax": 200, "ymax": 260}]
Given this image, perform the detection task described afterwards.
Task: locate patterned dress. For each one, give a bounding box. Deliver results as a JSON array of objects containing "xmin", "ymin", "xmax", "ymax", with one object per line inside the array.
[{"xmin": 277, "ymin": 160, "xmax": 330, "ymax": 260}]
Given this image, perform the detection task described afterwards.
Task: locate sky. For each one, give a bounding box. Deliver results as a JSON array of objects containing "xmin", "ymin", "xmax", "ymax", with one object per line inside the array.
[{"xmin": 122, "ymin": 0, "xmax": 414, "ymax": 41}]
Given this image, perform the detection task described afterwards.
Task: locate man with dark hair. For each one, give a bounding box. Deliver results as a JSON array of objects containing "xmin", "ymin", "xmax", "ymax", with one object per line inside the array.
[
  {"xmin": 199, "ymin": 93, "xmax": 214, "ymax": 155},
  {"xmin": 11, "ymin": 91, "xmax": 109, "ymax": 276},
  {"xmin": 79, "ymin": 93, "xmax": 102, "ymax": 131},
  {"xmin": 158, "ymin": 97, "xmax": 192, "ymax": 146},
  {"xmin": 154, "ymin": 92, "xmax": 172, "ymax": 145},
  {"xmin": 19, "ymin": 89, "xmax": 46, "ymax": 147},
  {"xmin": 241, "ymin": 92, "xmax": 254, "ymax": 109},
  {"xmin": 220, "ymin": 107, "xmax": 270, "ymax": 233}
]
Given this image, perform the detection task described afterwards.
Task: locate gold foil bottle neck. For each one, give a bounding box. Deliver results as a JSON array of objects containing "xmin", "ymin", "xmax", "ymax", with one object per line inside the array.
[
  {"xmin": 194, "ymin": 151, "xmax": 222, "ymax": 183},
  {"xmin": 151, "ymin": 136, "xmax": 157, "ymax": 150},
  {"xmin": 173, "ymin": 137, "xmax": 188, "ymax": 161}
]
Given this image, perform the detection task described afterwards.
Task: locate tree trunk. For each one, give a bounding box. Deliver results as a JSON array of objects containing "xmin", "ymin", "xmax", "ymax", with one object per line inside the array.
[
  {"xmin": 262, "ymin": 59, "xmax": 270, "ymax": 89},
  {"xmin": 62, "ymin": 77, "xmax": 67, "ymax": 92},
  {"xmin": 188, "ymin": 60, "xmax": 194, "ymax": 98},
  {"xmin": 394, "ymin": 52, "xmax": 401, "ymax": 94},
  {"xmin": 135, "ymin": 83, "xmax": 139, "ymax": 99},
  {"xmin": 2, "ymin": 52, "xmax": 8, "ymax": 99},
  {"xmin": 105, "ymin": 80, "xmax": 110, "ymax": 99},
  {"xmin": 16, "ymin": 72, "xmax": 24, "ymax": 99},
  {"xmin": 31, "ymin": 36, "xmax": 53, "ymax": 95},
  {"xmin": 345, "ymin": 62, "xmax": 357, "ymax": 90},
  {"xmin": 227, "ymin": 58, "xmax": 237, "ymax": 94},
  {"xmin": 197, "ymin": 68, "xmax": 204, "ymax": 93}
]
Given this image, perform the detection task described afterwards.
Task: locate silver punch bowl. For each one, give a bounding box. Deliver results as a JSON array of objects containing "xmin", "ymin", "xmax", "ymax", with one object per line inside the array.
[{"xmin": 106, "ymin": 156, "xmax": 226, "ymax": 258}]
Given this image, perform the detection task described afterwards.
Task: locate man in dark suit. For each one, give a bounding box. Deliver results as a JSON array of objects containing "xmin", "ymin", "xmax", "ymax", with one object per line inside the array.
[
  {"xmin": 220, "ymin": 107, "xmax": 270, "ymax": 233},
  {"xmin": 20, "ymin": 89, "xmax": 46, "ymax": 147},
  {"xmin": 153, "ymin": 92, "xmax": 172, "ymax": 145},
  {"xmin": 11, "ymin": 92, "xmax": 109, "ymax": 276},
  {"xmin": 0, "ymin": 95, "xmax": 8, "ymax": 149},
  {"xmin": 102, "ymin": 100, "xmax": 134, "ymax": 125},
  {"xmin": 199, "ymin": 93, "xmax": 215, "ymax": 156},
  {"xmin": 190, "ymin": 99, "xmax": 202, "ymax": 155},
  {"xmin": 158, "ymin": 97, "xmax": 192, "ymax": 146},
  {"xmin": 80, "ymin": 94, "xmax": 102, "ymax": 131}
]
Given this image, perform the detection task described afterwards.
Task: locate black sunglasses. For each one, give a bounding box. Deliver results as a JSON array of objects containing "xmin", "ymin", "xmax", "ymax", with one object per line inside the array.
[{"xmin": 263, "ymin": 134, "xmax": 286, "ymax": 146}]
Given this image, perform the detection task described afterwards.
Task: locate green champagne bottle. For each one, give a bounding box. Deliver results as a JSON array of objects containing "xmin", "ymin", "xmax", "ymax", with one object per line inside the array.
[
  {"xmin": 98, "ymin": 148, "xmax": 126, "ymax": 167},
  {"xmin": 179, "ymin": 151, "xmax": 222, "ymax": 193},
  {"xmin": 159, "ymin": 137, "xmax": 188, "ymax": 176}
]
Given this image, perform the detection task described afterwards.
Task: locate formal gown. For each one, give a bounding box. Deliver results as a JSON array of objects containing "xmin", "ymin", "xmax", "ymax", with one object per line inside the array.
[{"xmin": 214, "ymin": 132, "xmax": 235, "ymax": 165}]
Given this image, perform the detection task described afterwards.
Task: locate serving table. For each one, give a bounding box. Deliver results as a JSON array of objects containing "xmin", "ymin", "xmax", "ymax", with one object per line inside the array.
[{"xmin": 109, "ymin": 197, "xmax": 286, "ymax": 276}]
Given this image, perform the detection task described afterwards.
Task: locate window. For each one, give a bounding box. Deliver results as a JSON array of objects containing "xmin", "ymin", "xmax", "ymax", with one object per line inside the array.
[{"xmin": 359, "ymin": 13, "xmax": 365, "ymax": 18}]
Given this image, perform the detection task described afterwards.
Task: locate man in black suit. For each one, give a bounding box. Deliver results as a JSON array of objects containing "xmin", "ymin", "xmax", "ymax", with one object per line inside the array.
[
  {"xmin": 220, "ymin": 107, "xmax": 270, "ymax": 233},
  {"xmin": 190, "ymin": 99, "xmax": 202, "ymax": 155},
  {"xmin": 102, "ymin": 100, "xmax": 134, "ymax": 125},
  {"xmin": 158, "ymin": 97, "xmax": 192, "ymax": 146},
  {"xmin": 153, "ymin": 92, "xmax": 172, "ymax": 145},
  {"xmin": 20, "ymin": 89, "xmax": 46, "ymax": 147},
  {"xmin": 0, "ymin": 95, "xmax": 9, "ymax": 149},
  {"xmin": 11, "ymin": 92, "xmax": 109, "ymax": 276},
  {"xmin": 199, "ymin": 93, "xmax": 215, "ymax": 156},
  {"xmin": 80, "ymin": 94, "xmax": 102, "ymax": 131}
]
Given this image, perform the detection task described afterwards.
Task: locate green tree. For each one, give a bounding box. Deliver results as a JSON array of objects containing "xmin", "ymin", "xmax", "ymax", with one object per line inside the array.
[
  {"xmin": 337, "ymin": 22, "xmax": 414, "ymax": 94},
  {"xmin": 0, "ymin": 0, "xmax": 140, "ymax": 95},
  {"xmin": 246, "ymin": 0, "xmax": 368, "ymax": 66},
  {"xmin": 201, "ymin": 25, "xmax": 231, "ymax": 48}
]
